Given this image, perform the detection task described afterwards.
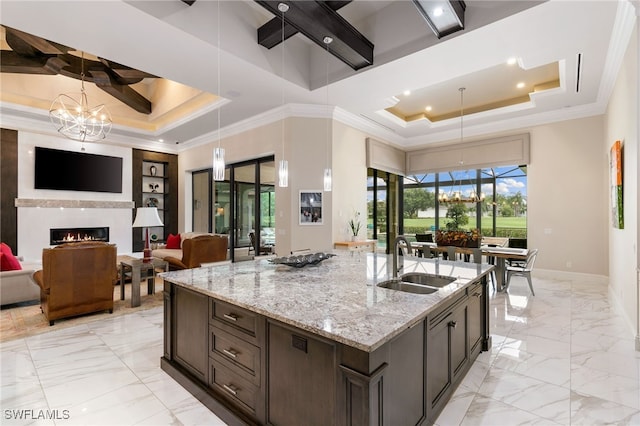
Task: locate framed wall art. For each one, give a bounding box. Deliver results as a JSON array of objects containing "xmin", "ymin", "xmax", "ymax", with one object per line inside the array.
[
  {"xmin": 610, "ymin": 140, "xmax": 623, "ymax": 229},
  {"xmin": 299, "ymin": 191, "xmax": 323, "ymax": 225}
]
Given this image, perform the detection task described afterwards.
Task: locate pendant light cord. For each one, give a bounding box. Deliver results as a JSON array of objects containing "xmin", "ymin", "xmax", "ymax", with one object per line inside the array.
[
  {"xmin": 281, "ymin": 5, "xmax": 285, "ymax": 161},
  {"xmin": 217, "ymin": 1, "xmax": 221, "ymax": 150},
  {"xmin": 325, "ymin": 38, "xmax": 330, "ymax": 168}
]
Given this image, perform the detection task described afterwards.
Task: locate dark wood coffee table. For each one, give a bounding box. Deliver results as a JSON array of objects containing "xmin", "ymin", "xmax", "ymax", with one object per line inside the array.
[{"xmin": 118, "ymin": 255, "xmax": 168, "ymax": 307}]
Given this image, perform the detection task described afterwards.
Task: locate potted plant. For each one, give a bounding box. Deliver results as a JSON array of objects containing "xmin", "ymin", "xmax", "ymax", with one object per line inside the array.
[
  {"xmin": 436, "ymin": 228, "xmax": 480, "ymax": 247},
  {"xmin": 348, "ymin": 211, "xmax": 362, "ymax": 241}
]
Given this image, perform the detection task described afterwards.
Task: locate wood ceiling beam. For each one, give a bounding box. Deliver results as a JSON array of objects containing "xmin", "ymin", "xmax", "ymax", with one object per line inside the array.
[
  {"xmin": 257, "ymin": 1, "xmax": 351, "ymax": 49},
  {"xmin": 4, "ymin": 27, "xmax": 68, "ymax": 55},
  {"xmin": 1, "ymin": 51, "xmax": 69, "ymax": 75},
  {"xmin": 255, "ymin": 1, "xmax": 373, "ymax": 70},
  {"xmin": 90, "ymin": 70, "xmax": 152, "ymax": 114},
  {"xmin": 1, "ymin": 25, "xmax": 155, "ymax": 114}
]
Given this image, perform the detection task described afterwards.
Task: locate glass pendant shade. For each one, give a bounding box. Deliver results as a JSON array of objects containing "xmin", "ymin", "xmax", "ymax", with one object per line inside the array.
[
  {"xmin": 323, "ymin": 168, "xmax": 332, "ymax": 192},
  {"xmin": 49, "ymin": 92, "xmax": 112, "ymax": 142},
  {"xmin": 213, "ymin": 147, "xmax": 225, "ymax": 181},
  {"xmin": 278, "ymin": 159, "xmax": 288, "ymax": 187}
]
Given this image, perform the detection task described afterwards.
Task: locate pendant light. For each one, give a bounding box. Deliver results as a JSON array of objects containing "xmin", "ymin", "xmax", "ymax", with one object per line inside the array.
[
  {"xmin": 213, "ymin": 0, "xmax": 225, "ymax": 181},
  {"xmin": 437, "ymin": 87, "xmax": 485, "ymax": 204},
  {"xmin": 278, "ymin": 2, "xmax": 289, "ymax": 188},
  {"xmin": 323, "ymin": 36, "xmax": 333, "ymax": 192},
  {"xmin": 49, "ymin": 52, "xmax": 112, "ymax": 143}
]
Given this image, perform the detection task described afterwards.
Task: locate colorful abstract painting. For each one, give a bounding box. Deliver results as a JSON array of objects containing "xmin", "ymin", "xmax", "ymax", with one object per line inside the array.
[{"xmin": 610, "ymin": 140, "xmax": 623, "ymax": 229}]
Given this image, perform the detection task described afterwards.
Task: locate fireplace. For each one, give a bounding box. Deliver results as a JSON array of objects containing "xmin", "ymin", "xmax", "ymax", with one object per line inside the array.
[{"xmin": 50, "ymin": 227, "xmax": 110, "ymax": 245}]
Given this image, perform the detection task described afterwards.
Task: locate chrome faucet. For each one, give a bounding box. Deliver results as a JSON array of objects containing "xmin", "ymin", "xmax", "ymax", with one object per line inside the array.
[{"xmin": 392, "ymin": 235, "xmax": 412, "ymax": 279}]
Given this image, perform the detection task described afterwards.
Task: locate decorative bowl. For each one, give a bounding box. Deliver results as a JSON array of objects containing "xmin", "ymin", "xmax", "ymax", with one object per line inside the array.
[{"xmin": 268, "ymin": 252, "xmax": 336, "ymax": 268}]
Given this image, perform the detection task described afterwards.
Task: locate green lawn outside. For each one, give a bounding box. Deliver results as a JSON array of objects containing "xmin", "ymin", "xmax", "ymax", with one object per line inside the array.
[
  {"xmin": 402, "ymin": 216, "xmax": 526, "ymax": 229},
  {"xmin": 368, "ymin": 216, "xmax": 527, "ymax": 241}
]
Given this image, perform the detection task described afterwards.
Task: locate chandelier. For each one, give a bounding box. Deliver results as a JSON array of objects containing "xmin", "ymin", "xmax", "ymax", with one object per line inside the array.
[
  {"xmin": 438, "ymin": 87, "xmax": 485, "ymax": 205},
  {"xmin": 49, "ymin": 52, "xmax": 112, "ymax": 142}
]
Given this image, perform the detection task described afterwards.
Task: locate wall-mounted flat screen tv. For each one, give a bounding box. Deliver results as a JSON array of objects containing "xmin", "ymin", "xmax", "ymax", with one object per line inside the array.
[{"xmin": 34, "ymin": 147, "xmax": 123, "ymax": 193}]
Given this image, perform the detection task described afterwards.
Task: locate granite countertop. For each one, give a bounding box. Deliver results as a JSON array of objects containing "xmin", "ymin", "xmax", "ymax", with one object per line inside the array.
[{"xmin": 160, "ymin": 252, "xmax": 493, "ymax": 352}]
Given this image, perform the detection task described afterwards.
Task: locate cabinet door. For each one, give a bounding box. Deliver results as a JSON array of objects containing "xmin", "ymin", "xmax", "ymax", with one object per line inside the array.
[
  {"xmin": 467, "ymin": 283, "xmax": 483, "ymax": 356},
  {"xmin": 426, "ymin": 312, "xmax": 452, "ymax": 412},
  {"xmin": 267, "ymin": 322, "xmax": 336, "ymax": 425},
  {"xmin": 173, "ymin": 286, "xmax": 209, "ymax": 383},
  {"xmin": 450, "ymin": 303, "xmax": 469, "ymax": 382}
]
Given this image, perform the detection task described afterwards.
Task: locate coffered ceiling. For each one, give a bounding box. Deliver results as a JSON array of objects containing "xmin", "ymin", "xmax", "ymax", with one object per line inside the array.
[{"xmin": 0, "ymin": 1, "xmax": 636, "ymax": 153}]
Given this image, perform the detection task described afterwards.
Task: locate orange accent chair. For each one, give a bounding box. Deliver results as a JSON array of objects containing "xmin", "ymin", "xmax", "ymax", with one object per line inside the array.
[
  {"xmin": 164, "ymin": 235, "xmax": 228, "ymax": 270},
  {"xmin": 32, "ymin": 241, "xmax": 117, "ymax": 325}
]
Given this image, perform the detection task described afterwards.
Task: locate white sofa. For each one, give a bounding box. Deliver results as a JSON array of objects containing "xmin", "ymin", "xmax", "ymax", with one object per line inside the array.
[{"xmin": 0, "ymin": 258, "xmax": 41, "ymax": 306}]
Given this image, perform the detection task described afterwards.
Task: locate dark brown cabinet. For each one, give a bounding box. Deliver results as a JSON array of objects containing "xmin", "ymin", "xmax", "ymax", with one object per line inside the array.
[
  {"xmin": 468, "ymin": 282, "xmax": 484, "ymax": 357},
  {"xmin": 173, "ymin": 286, "xmax": 209, "ymax": 383},
  {"xmin": 162, "ymin": 278, "xmax": 489, "ymax": 426},
  {"xmin": 208, "ymin": 300, "xmax": 266, "ymax": 422},
  {"xmin": 426, "ymin": 294, "xmax": 469, "ymax": 423},
  {"xmin": 267, "ymin": 322, "xmax": 336, "ymax": 425}
]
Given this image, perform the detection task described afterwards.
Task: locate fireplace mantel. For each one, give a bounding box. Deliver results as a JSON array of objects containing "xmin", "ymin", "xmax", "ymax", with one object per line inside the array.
[{"xmin": 15, "ymin": 198, "xmax": 135, "ymax": 209}]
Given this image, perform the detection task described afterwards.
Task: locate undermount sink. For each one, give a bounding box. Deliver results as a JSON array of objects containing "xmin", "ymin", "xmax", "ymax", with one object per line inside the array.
[
  {"xmin": 377, "ymin": 273, "xmax": 456, "ymax": 294},
  {"xmin": 400, "ymin": 273, "xmax": 456, "ymax": 288},
  {"xmin": 377, "ymin": 279, "xmax": 439, "ymax": 294}
]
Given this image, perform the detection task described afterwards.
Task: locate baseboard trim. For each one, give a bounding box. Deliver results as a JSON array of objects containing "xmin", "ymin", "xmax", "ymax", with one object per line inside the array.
[{"xmin": 532, "ymin": 268, "xmax": 608, "ymax": 285}]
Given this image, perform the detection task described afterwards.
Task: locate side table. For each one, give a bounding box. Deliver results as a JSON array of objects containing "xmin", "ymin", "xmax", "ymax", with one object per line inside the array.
[
  {"xmin": 333, "ymin": 240, "xmax": 377, "ymax": 253},
  {"xmin": 118, "ymin": 256, "xmax": 168, "ymax": 307}
]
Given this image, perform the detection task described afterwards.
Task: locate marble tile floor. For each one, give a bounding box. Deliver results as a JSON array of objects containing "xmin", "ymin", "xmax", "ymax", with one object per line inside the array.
[{"xmin": 1, "ymin": 275, "xmax": 639, "ymax": 425}]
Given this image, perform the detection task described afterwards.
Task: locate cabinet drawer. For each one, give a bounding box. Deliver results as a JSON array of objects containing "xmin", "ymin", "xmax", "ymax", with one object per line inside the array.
[
  {"xmin": 210, "ymin": 325, "xmax": 261, "ymax": 386},
  {"xmin": 212, "ymin": 299, "xmax": 257, "ymax": 337},
  {"xmin": 209, "ymin": 360, "xmax": 259, "ymax": 416}
]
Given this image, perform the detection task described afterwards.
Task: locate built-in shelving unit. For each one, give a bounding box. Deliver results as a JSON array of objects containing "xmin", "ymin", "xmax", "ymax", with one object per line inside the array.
[{"xmin": 132, "ymin": 149, "xmax": 178, "ymax": 252}]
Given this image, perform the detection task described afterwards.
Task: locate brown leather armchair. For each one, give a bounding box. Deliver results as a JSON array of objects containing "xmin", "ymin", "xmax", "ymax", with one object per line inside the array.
[
  {"xmin": 33, "ymin": 241, "xmax": 117, "ymax": 325},
  {"xmin": 164, "ymin": 234, "xmax": 228, "ymax": 270}
]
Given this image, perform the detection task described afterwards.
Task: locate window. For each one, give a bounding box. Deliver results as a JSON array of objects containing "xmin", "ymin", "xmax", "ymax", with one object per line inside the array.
[{"xmin": 402, "ymin": 165, "xmax": 527, "ymax": 242}]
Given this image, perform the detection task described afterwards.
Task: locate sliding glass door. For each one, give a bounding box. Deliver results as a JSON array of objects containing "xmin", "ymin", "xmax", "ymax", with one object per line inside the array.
[{"xmin": 195, "ymin": 156, "xmax": 275, "ymax": 262}]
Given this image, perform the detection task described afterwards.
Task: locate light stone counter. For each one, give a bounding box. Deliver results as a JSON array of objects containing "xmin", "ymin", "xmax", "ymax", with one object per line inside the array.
[{"xmin": 160, "ymin": 252, "xmax": 493, "ymax": 352}]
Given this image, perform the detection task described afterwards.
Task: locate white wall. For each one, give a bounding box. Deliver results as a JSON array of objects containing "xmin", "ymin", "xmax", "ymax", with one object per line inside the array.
[
  {"xmin": 527, "ymin": 116, "xmax": 608, "ymax": 276},
  {"xmin": 605, "ymin": 20, "xmax": 638, "ymax": 338},
  {"xmin": 178, "ymin": 116, "xmax": 374, "ymax": 256},
  {"xmin": 332, "ymin": 121, "xmax": 368, "ymax": 242},
  {"xmin": 16, "ymin": 132, "xmax": 133, "ymax": 261}
]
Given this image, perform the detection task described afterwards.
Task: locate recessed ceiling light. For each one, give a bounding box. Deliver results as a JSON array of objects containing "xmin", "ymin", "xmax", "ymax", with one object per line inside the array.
[
  {"xmin": 425, "ymin": 106, "xmax": 432, "ymax": 112},
  {"xmin": 433, "ymin": 7, "xmax": 444, "ymax": 17},
  {"xmin": 403, "ymin": 90, "xmax": 411, "ymax": 96},
  {"xmin": 517, "ymin": 82, "xmax": 525, "ymax": 89},
  {"xmin": 507, "ymin": 57, "xmax": 518, "ymax": 65},
  {"xmin": 158, "ymin": 139, "xmax": 164, "ymax": 143}
]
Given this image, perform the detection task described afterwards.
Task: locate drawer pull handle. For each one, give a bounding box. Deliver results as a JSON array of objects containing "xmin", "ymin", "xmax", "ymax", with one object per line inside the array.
[
  {"xmin": 449, "ymin": 321, "xmax": 457, "ymax": 328},
  {"xmin": 473, "ymin": 292, "xmax": 482, "ymax": 298},
  {"xmin": 223, "ymin": 313, "xmax": 238, "ymax": 322},
  {"xmin": 223, "ymin": 384, "xmax": 238, "ymax": 396},
  {"xmin": 223, "ymin": 348, "xmax": 238, "ymax": 358}
]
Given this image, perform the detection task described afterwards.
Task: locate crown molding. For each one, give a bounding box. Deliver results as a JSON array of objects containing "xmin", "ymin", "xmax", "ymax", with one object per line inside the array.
[{"xmin": 597, "ymin": 0, "xmax": 637, "ymax": 104}]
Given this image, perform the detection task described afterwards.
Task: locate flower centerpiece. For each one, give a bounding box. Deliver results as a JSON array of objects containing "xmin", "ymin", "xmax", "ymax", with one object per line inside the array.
[
  {"xmin": 348, "ymin": 211, "xmax": 362, "ymax": 241},
  {"xmin": 435, "ymin": 228, "xmax": 480, "ymax": 248}
]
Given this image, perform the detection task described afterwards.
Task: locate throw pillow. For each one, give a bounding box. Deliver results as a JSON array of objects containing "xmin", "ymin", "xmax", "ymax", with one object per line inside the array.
[
  {"xmin": 0, "ymin": 242, "xmax": 22, "ymax": 271},
  {"xmin": 166, "ymin": 233, "xmax": 181, "ymax": 249}
]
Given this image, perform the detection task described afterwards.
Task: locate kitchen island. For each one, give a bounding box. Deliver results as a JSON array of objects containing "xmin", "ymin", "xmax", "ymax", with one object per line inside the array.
[{"xmin": 160, "ymin": 252, "xmax": 493, "ymax": 425}]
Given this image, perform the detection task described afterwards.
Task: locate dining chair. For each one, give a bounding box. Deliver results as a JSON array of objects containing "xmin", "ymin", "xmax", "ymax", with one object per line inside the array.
[
  {"xmin": 415, "ymin": 233, "xmax": 434, "ymax": 258},
  {"xmin": 505, "ymin": 249, "xmax": 538, "ymax": 295},
  {"xmin": 445, "ymin": 246, "xmax": 458, "ymax": 261},
  {"xmin": 471, "ymin": 248, "xmax": 497, "ymax": 292}
]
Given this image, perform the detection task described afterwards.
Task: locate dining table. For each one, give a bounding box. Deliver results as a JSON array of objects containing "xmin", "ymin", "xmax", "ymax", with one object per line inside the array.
[{"xmin": 411, "ymin": 242, "xmax": 528, "ymax": 291}]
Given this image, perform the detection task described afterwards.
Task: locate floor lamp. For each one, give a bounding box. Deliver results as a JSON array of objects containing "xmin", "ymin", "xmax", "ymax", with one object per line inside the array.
[{"xmin": 132, "ymin": 207, "xmax": 164, "ymax": 263}]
